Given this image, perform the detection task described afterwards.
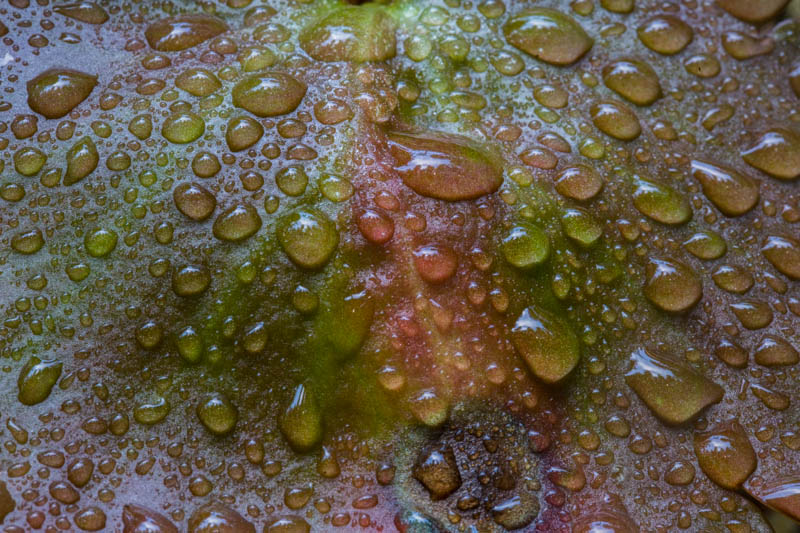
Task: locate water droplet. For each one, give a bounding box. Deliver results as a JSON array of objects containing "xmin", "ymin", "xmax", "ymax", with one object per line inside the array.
[
  {"xmin": 714, "ymin": 338, "xmax": 749, "ymax": 368},
  {"xmin": 318, "ymin": 291, "xmax": 373, "ymax": 359},
  {"xmin": 501, "ymin": 223, "xmax": 550, "ymax": 268},
  {"xmin": 684, "ymin": 53, "xmax": 721, "ymax": 78},
  {"xmin": 741, "ymin": 128, "xmax": 800, "ymax": 180},
  {"xmin": 691, "ymin": 159, "xmax": 759, "ymax": 216},
  {"xmin": 644, "ymin": 258, "xmax": 702, "ymax": 313},
  {"xmin": 722, "ymin": 31, "xmax": 774, "ymax": 60},
  {"xmin": 275, "ymin": 165, "xmax": 308, "ymax": 196},
  {"xmin": 357, "ymin": 209, "xmax": 394, "ymax": 245},
  {"xmin": 188, "ymin": 503, "xmax": 255, "ymax": 533},
  {"xmin": 625, "ymin": 347, "xmax": 723, "ymax": 425},
  {"xmin": 730, "ymin": 299, "xmax": 773, "ymax": 329},
  {"xmin": 637, "ymin": 15, "xmax": 693, "ymax": 55},
  {"xmin": 84, "ymin": 228, "xmax": 117, "ymax": 257},
  {"xmin": 762, "ymin": 235, "xmax": 800, "ymax": 280},
  {"xmin": 173, "ymin": 183, "xmax": 216, "ymax": 221},
  {"xmin": 278, "ymin": 208, "xmax": 339, "ymax": 269},
  {"xmin": 387, "ymin": 131, "xmax": 502, "ymax": 201},
  {"xmin": 712, "ymin": 264, "xmax": 753, "ymax": 293},
  {"xmin": 633, "ymin": 176, "xmax": 692, "ymax": 225},
  {"xmin": 413, "ymin": 245, "xmax": 458, "ymax": 283},
  {"xmin": 172, "ymin": 265, "xmax": 211, "ymax": 297},
  {"xmin": 197, "ymin": 393, "xmax": 238, "ymax": 435},
  {"xmin": 65, "ymin": 136, "xmax": 99, "ymax": 185},
  {"xmin": 300, "ymin": 6, "xmax": 397, "ymax": 62},
  {"xmin": 265, "ymin": 515, "xmax": 311, "ymax": 533},
  {"xmin": 491, "ymin": 492, "xmax": 539, "ymax": 529},
  {"xmin": 133, "ymin": 396, "xmax": 170, "ymax": 424},
  {"xmin": 176, "ymin": 326, "xmax": 204, "ymax": 364},
  {"xmin": 54, "ymin": 2, "xmax": 108, "ymax": 24},
  {"xmin": 554, "ymin": 164, "xmax": 603, "ymax": 200},
  {"xmin": 280, "ymin": 384, "xmax": 323, "ymax": 452},
  {"xmin": 14, "ymin": 147, "xmax": 47, "ymax": 176},
  {"xmin": 27, "ymin": 68, "xmax": 97, "ymax": 119},
  {"xmin": 754, "ymin": 335, "xmax": 798, "ymax": 367},
  {"xmin": 11, "ymin": 228, "xmax": 44, "ymax": 255},
  {"xmin": 213, "ymin": 204, "xmax": 262, "ymax": 242},
  {"xmin": 161, "ymin": 112, "xmax": 205, "ymax": 144},
  {"xmin": 694, "ymin": 419, "xmax": 756, "ymax": 489},
  {"xmin": 591, "ymin": 100, "xmax": 641, "ymax": 140},
  {"xmin": 122, "ymin": 504, "xmax": 178, "ymax": 533},
  {"xmin": 717, "ymin": 0, "xmax": 789, "ymax": 23},
  {"xmin": 175, "ymin": 68, "xmax": 221, "ymax": 96},
  {"xmin": 145, "ymin": 15, "xmax": 227, "ymax": 52},
  {"xmin": 74, "ymin": 507, "xmax": 106, "ymax": 531},
  {"xmin": 602, "ymin": 58, "xmax": 662, "ymax": 106},
  {"xmin": 573, "ymin": 494, "xmax": 638, "ymax": 533},
  {"xmin": 745, "ymin": 475, "xmax": 800, "ymax": 522},
  {"xmin": 413, "ymin": 445, "xmax": 462, "ymax": 500},
  {"xmin": 503, "ymin": 8, "xmax": 593, "ymax": 66},
  {"xmin": 232, "ymin": 72, "xmax": 307, "ymax": 117},
  {"xmin": 683, "ymin": 231, "xmax": 727, "ymax": 260},
  {"xmin": 318, "ymin": 173, "xmax": 354, "ymax": 202},
  {"xmin": 512, "ymin": 306, "xmax": 580, "ymax": 384},
  {"xmin": 561, "ymin": 208, "xmax": 602, "ymax": 246},
  {"xmin": 226, "ymin": 116, "xmax": 263, "ymax": 152},
  {"xmin": 18, "ymin": 356, "xmax": 62, "ymax": 405}
]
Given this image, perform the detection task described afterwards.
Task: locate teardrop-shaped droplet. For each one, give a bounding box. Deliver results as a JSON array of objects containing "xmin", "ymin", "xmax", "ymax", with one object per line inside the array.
[
  {"xmin": 691, "ymin": 159, "xmax": 759, "ymax": 216},
  {"xmin": 161, "ymin": 112, "xmax": 205, "ymax": 144},
  {"xmin": 279, "ymin": 384, "xmax": 323, "ymax": 452},
  {"xmin": 745, "ymin": 475, "xmax": 800, "ymax": 522},
  {"xmin": 300, "ymin": 5, "xmax": 397, "ymax": 62},
  {"xmin": 683, "ymin": 230, "xmax": 727, "ymax": 260},
  {"xmin": 602, "ymin": 58, "xmax": 662, "ymax": 106},
  {"xmin": 18, "ymin": 356, "xmax": 62, "ymax": 405},
  {"xmin": 503, "ymin": 8, "xmax": 593, "ymax": 66},
  {"xmin": 413, "ymin": 245, "xmax": 458, "ymax": 283},
  {"xmin": 65, "ymin": 136, "xmax": 99, "ymax": 185},
  {"xmin": 188, "ymin": 503, "xmax": 255, "ymax": 533},
  {"xmin": 573, "ymin": 494, "xmax": 639, "ymax": 533},
  {"xmin": 512, "ymin": 306, "xmax": 580, "ymax": 384},
  {"xmin": 27, "ymin": 68, "xmax": 97, "ymax": 119},
  {"xmin": 741, "ymin": 128, "xmax": 800, "ymax": 180},
  {"xmin": 172, "ymin": 265, "xmax": 211, "ymax": 297},
  {"xmin": 122, "ymin": 504, "xmax": 178, "ymax": 533},
  {"xmin": 721, "ymin": 31, "xmax": 774, "ymax": 60},
  {"xmin": 317, "ymin": 291, "xmax": 373, "ymax": 359},
  {"xmin": 226, "ymin": 116, "xmax": 264, "ymax": 152},
  {"xmin": 730, "ymin": 299, "xmax": 773, "ymax": 330},
  {"xmin": 633, "ymin": 176, "xmax": 692, "ymax": 225},
  {"xmin": 762, "ymin": 235, "xmax": 800, "ymax": 280},
  {"xmin": 54, "ymin": 2, "xmax": 108, "ymax": 24},
  {"xmin": 145, "ymin": 15, "xmax": 227, "ymax": 52},
  {"xmin": 175, "ymin": 68, "xmax": 221, "ymax": 97},
  {"xmin": 196, "ymin": 393, "xmax": 238, "ymax": 436},
  {"xmin": 625, "ymin": 347, "xmax": 723, "ymax": 425},
  {"xmin": 717, "ymin": 0, "xmax": 789, "ymax": 23},
  {"xmin": 387, "ymin": 131, "xmax": 502, "ymax": 201},
  {"xmin": 754, "ymin": 335, "xmax": 799, "ymax": 367},
  {"xmin": 501, "ymin": 223, "xmax": 550, "ymax": 268},
  {"xmin": 213, "ymin": 204, "xmax": 262, "ymax": 242},
  {"xmin": 561, "ymin": 208, "xmax": 602, "ymax": 247},
  {"xmin": 637, "ymin": 15, "xmax": 693, "ymax": 55},
  {"xmin": 173, "ymin": 183, "xmax": 216, "ymax": 221},
  {"xmin": 591, "ymin": 100, "xmax": 641, "ymax": 141},
  {"xmin": 11, "ymin": 228, "xmax": 44, "ymax": 255},
  {"xmin": 554, "ymin": 165, "xmax": 604, "ymax": 201},
  {"xmin": 232, "ymin": 72, "xmax": 307, "ymax": 117},
  {"xmin": 643, "ymin": 258, "xmax": 702, "ymax": 313},
  {"xmin": 278, "ymin": 208, "xmax": 339, "ymax": 269},
  {"xmin": 356, "ymin": 209, "xmax": 394, "ymax": 245},
  {"xmin": 694, "ymin": 419, "xmax": 756, "ymax": 490}
]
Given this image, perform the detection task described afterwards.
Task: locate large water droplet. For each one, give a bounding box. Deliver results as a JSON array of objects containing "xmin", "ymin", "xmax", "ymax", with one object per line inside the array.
[
  {"xmin": 84, "ymin": 228, "xmax": 117, "ymax": 257},
  {"xmin": 280, "ymin": 384, "xmax": 323, "ymax": 452},
  {"xmin": 27, "ymin": 68, "xmax": 97, "ymax": 119},
  {"xmin": 387, "ymin": 131, "xmax": 502, "ymax": 201},
  {"xmin": 161, "ymin": 112, "xmax": 205, "ymax": 144},
  {"xmin": 625, "ymin": 347, "xmax": 723, "ymax": 425},
  {"xmin": 694, "ymin": 419, "xmax": 756, "ymax": 489},
  {"xmin": 226, "ymin": 116, "xmax": 264, "ymax": 152},
  {"xmin": 633, "ymin": 176, "xmax": 692, "ymax": 225},
  {"xmin": 762, "ymin": 235, "xmax": 800, "ymax": 280},
  {"xmin": 65, "ymin": 136, "xmax": 99, "ymax": 185},
  {"xmin": 18, "ymin": 356, "xmax": 62, "ymax": 405},
  {"xmin": 503, "ymin": 8, "xmax": 593, "ymax": 66},
  {"xmin": 644, "ymin": 257, "xmax": 702, "ymax": 313},
  {"xmin": 591, "ymin": 100, "xmax": 641, "ymax": 141},
  {"xmin": 122, "ymin": 504, "xmax": 178, "ymax": 533},
  {"xmin": 197, "ymin": 393, "xmax": 238, "ymax": 436},
  {"xmin": 512, "ymin": 306, "xmax": 580, "ymax": 384},
  {"xmin": 413, "ymin": 445, "xmax": 462, "ymax": 500},
  {"xmin": 602, "ymin": 58, "xmax": 662, "ymax": 106},
  {"xmin": 175, "ymin": 68, "xmax": 221, "ymax": 96},
  {"xmin": 691, "ymin": 159, "xmax": 759, "ymax": 216},
  {"xmin": 173, "ymin": 183, "xmax": 216, "ymax": 221},
  {"xmin": 554, "ymin": 165, "xmax": 603, "ymax": 201},
  {"xmin": 754, "ymin": 335, "xmax": 799, "ymax": 367},
  {"xmin": 145, "ymin": 15, "xmax": 227, "ymax": 52},
  {"xmin": 637, "ymin": 15, "xmax": 693, "ymax": 55},
  {"xmin": 741, "ymin": 128, "xmax": 800, "ymax": 180},
  {"xmin": 573, "ymin": 494, "xmax": 638, "ymax": 533},
  {"xmin": 54, "ymin": 2, "xmax": 108, "ymax": 24},
  {"xmin": 716, "ymin": 0, "xmax": 789, "ymax": 23},
  {"xmin": 501, "ymin": 223, "xmax": 550, "ymax": 268},
  {"xmin": 232, "ymin": 72, "xmax": 307, "ymax": 117},
  {"xmin": 300, "ymin": 6, "xmax": 397, "ymax": 62},
  {"xmin": 278, "ymin": 208, "xmax": 339, "ymax": 269},
  {"xmin": 188, "ymin": 503, "xmax": 255, "ymax": 533},
  {"xmin": 745, "ymin": 475, "xmax": 800, "ymax": 522}
]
